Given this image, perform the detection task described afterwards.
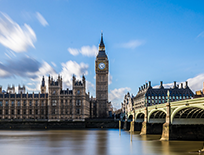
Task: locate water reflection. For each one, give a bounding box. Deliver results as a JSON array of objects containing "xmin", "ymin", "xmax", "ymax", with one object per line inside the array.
[{"xmin": 0, "ymin": 130, "xmax": 202, "ymax": 155}]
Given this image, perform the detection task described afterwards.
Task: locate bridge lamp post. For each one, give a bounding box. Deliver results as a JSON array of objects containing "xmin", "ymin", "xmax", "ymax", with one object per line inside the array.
[{"xmin": 167, "ymin": 90, "xmax": 170, "ymax": 103}]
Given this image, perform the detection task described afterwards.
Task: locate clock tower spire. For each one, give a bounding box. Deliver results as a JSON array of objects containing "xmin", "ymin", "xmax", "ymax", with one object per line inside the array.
[{"xmin": 95, "ymin": 33, "xmax": 109, "ymax": 118}]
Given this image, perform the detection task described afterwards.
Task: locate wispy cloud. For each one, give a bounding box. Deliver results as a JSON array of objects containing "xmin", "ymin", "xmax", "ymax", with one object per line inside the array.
[
  {"xmin": 51, "ymin": 62, "xmax": 56, "ymax": 67},
  {"xmin": 0, "ymin": 12, "xmax": 36, "ymax": 52},
  {"xmin": 121, "ymin": 40, "xmax": 145, "ymax": 49},
  {"xmin": 197, "ymin": 31, "xmax": 204, "ymax": 38},
  {"xmin": 68, "ymin": 45, "xmax": 98, "ymax": 57},
  {"xmin": 36, "ymin": 12, "xmax": 49, "ymax": 27},
  {"xmin": 109, "ymin": 87, "xmax": 131, "ymax": 109}
]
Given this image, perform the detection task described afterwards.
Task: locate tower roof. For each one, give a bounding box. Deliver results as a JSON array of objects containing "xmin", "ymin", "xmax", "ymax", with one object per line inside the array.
[
  {"xmin": 97, "ymin": 32, "xmax": 107, "ymax": 58},
  {"xmin": 99, "ymin": 33, "xmax": 105, "ymax": 49}
]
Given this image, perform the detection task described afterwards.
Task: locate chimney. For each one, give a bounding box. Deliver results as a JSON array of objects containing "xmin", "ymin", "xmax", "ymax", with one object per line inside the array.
[
  {"xmin": 185, "ymin": 81, "xmax": 189, "ymax": 88},
  {"xmin": 148, "ymin": 81, "xmax": 152, "ymax": 88},
  {"xmin": 146, "ymin": 83, "xmax": 148, "ymax": 89},
  {"xmin": 143, "ymin": 84, "xmax": 145, "ymax": 89},
  {"xmin": 159, "ymin": 81, "xmax": 164, "ymax": 89},
  {"xmin": 173, "ymin": 81, "xmax": 177, "ymax": 89},
  {"xmin": 180, "ymin": 83, "xmax": 183, "ymax": 89}
]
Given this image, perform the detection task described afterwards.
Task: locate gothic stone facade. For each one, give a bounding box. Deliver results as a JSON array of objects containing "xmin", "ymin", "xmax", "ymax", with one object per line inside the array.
[{"xmin": 0, "ymin": 75, "xmax": 90, "ymax": 121}]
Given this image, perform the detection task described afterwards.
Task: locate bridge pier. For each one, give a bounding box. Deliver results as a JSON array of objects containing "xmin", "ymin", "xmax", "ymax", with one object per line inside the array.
[
  {"xmin": 140, "ymin": 107, "xmax": 148, "ymax": 135},
  {"xmin": 161, "ymin": 100, "xmax": 171, "ymax": 141},
  {"xmin": 123, "ymin": 121, "xmax": 130, "ymax": 130}
]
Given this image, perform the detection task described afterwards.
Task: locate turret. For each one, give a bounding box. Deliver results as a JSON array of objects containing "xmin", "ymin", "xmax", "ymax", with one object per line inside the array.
[{"xmin": 41, "ymin": 76, "xmax": 46, "ymax": 94}]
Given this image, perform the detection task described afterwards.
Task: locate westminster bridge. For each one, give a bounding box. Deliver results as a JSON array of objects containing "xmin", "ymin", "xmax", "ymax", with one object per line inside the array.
[{"xmin": 125, "ymin": 96, "xmax": 204, "ymax": 140}]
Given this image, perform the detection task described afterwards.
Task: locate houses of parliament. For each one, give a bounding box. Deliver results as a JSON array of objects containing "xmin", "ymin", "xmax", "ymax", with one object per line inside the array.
[{"xmin": 0, "ymin": 34, "xmax": 112, "ymax": 121}]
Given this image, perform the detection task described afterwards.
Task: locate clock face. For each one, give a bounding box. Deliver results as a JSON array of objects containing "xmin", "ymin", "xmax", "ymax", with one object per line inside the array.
[{"xmin": 98, "ymin": 63, "xmax": 105, "ymax": 70}]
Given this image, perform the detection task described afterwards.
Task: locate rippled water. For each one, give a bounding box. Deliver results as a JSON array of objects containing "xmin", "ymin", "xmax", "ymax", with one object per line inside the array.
[{"xmin": 0, "ymin": 129, "xmax": 202, "ymax": 155}]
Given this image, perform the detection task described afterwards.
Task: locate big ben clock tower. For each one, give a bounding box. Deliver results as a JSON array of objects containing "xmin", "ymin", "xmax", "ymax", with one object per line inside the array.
[{"xmin": 95, "ymin": 33, "xmax": 109, "ymax": 118}]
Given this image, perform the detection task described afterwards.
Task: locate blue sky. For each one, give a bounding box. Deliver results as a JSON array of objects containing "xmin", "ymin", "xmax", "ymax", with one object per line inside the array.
[{"xmin": 0, "ymin": 0, "xmax": 204, "ymax": 108}]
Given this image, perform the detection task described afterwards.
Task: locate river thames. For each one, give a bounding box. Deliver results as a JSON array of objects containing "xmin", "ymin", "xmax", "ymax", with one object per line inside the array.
[{"xmin": 0, "ymin": 129, "xmax": 202, "ymax": 155}]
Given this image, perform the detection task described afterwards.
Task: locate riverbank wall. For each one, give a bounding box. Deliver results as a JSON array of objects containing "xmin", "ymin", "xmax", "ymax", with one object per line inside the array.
[{"xmin": 0, "ymin": 119, "xmax": 119, "ymax": 130}]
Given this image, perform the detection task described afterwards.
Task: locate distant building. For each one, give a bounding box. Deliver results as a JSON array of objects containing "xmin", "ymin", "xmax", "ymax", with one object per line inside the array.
[{"xmin": 134, "ymin": 81, "xmax": 194, "ymax": 109}]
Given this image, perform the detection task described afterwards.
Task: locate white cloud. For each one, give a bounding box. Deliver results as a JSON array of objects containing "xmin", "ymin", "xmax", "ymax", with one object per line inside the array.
[
  {"xmin": 153, "ymin": 73, "xmax": 204, "ymax": 92},
  {"xmin": 0, "ymin": 68, "xmax": 11, "ymax": 78},
  {"xmin": 26, "ymin": 61, "xmax": 57, "ymax": 92},
  {"xmin": 36, "ymin": 12, "xmax": 48, "ymax": 27},
  {"xmin": 109, "ymin": 87, "xmax": 131, "ymax": 109},
  {"xmin": 121, "ymin": 40, "xmax": 144, "ymax": 49},
  {"xmin": 67, "ymin": 48, "xmax": 79, "ymax": 56},
  {"xmin": 68, "ymin": 45, "xmax": 98, "ymax": 57},
  {"xmin": 51, "ymin": 62, "xmax": 56, "ymax": 67},
  {"xmin": 60, "ymin": 60, "xmax": 89, "ymax": 88},
  {"xmin": 197, "ymin": 31, "xmax": 204, "ymax": 38},
  {"xmin": 0, "ymin": 12, "xmax": 36, "ymax": 52},
  {"xmin": 86, "ymin": 81, "xmax": 95, "ymax": 93}
]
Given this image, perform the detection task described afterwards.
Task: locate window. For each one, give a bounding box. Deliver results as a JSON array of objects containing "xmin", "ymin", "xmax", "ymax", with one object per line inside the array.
[
  {"xmin": 186, "ymin": 96, "xmax": 189, "ymax": 99},
  {"xmin": 17, "ymin": 101, "xmax": 20, "ymax": 106},
  {"xmin": 41, "ymin": 100, "xmax": 44, "ymax": 106},
  {"xmin": 29, "ymin": 101, "xmax": 32, "ymax": 106},
  {"xmin": 76, "ymin": 99, "xmax": 81, "ymax": 106},
  {"xmin": 17, "ymin": 109, "xmax": 20, "ymax": 115},
  {"xmin": 41, "ymin": 109, "xmax": 44, "ymax": 115},
  {"xmin": 61, "ymin": 100, "xmax": 63, "ymax": 103},
  {"xmin": 29, "ymin": 109, "xmax": 32, "ymax": 115},
  {"xmin": 159, "ymin": 100, "xmax": 161, "ymax": 103},
  {"xmin": 23, "ymin": 101, "xmax": 26, "ymax": 106},
  {"xmin": 0, "ymin": 101, "xmax": 2, "ymax": 106},
  {"xmin": 23, "ymin": 110, "xmax": 26, "ymax": 115},
  {"xmin": 11, "ymin": 109, "xmax": 14, "ymax": 115},
  {"xmin": 152, "ymin": 96, "xmax": 154, "ymax": 99},
  {"xmin": 155, "ymin": 96, "xmax": 157, "ymax": 99},
  {"xmin": 176, "ymin": 96, "xmax": 178, "ymax": 100},
  {"xmin": 183, "ymin": 96, "xmax": 185, "ymax": 99},
  {"xmin": 169, "ymin": 96, "xmax": 171, "ymax": 99},
  {"xmin": 11, "ymin": 101, "xmax": 14, "ymax": 106},
  {"xmin": 35, "ymin": 101, "xmax": 38, "ymax": 106},
  {"xmin": 77, "ymin": 108, "xmax": 80, "ymax": 114},
  {"xmin": 52, "ymin": 100, "xmax": 57, "ymax": 106},
  {"xmin": 55, "ymin": 109, "xmax": 58, "ymax": 114},
  {"xmin": 148, "ymin": 96, "xmax": 150, "ymax": 99},
  {"xmin": 180, "ymin": 96, "xmax": 182, "ymax": 99},
  {"xmin": 5, "ymin": 110, "xmax": 8, "ymax": 115},
  {"xmin": 77, "ymin": 90, "xmax": 80, "ymax": 94},
  {"xmin": 0, "ymin": 110, "xmax": 2, "ymax": 115},
  {"xmin": 159, "ymin": 96, "xmax": 161, "ymax": 99},
  {"xmin": 35, "ymin": 109, "xmax": 38, "ymax": 115},
  {"xmin": 173, "ymin": 96, "xmax": 175, "ymax": 99},
  {"xmin": 162, "ymin": 96, "xmax": 164, "ymax": 99},
  {"xmin": 5, "ymin": 101, "xmax": 8, "ymax": 106},
  {"xmin": 162, "ymin": 100, "xmax": 164, "ymax": 103}
]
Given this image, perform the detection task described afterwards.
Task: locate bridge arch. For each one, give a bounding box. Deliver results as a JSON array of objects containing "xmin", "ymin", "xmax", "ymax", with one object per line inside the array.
[
  {"xmin": 135, "ymin": 112, "xmax": 144, "ymax": 122},
  {"xmin": 127, "ymin": 115, "xmax": 133, "ymax": 122},
  {"xmin": 171, "ymin": 105, "xmax": 204, "ymax": 124},
  {"xmin": 148, "ymin": 109, "xmax": 166, "ymax": 123}
]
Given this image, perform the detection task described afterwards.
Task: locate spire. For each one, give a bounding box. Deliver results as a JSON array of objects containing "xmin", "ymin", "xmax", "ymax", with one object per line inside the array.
[
  {"xmin": 99, "ymin": 32, "xmax": 105, "ymax": 51},
  {"xmin": 42, "ymin": 76, "xmax": 45, "ymax": 87}
]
